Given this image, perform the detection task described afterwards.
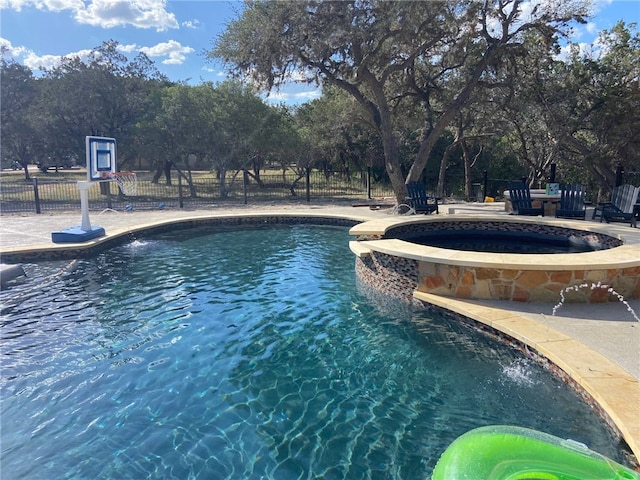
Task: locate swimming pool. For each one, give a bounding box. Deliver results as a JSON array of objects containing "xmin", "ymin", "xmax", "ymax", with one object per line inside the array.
[{"xmin": 0, "ymin": 225, "xmax": 629, "ymax": 478}]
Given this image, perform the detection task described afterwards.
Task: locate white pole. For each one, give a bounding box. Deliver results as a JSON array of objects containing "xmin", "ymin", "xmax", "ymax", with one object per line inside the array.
[{"xmin": 78, "ymin": 181, "xmax": 92, "ymax": 231}]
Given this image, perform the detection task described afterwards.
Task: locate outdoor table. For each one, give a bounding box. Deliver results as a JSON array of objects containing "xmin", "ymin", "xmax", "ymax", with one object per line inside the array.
[{"xmin": 503, "ymin": 189, "xmax": 561, "ymax": 216}]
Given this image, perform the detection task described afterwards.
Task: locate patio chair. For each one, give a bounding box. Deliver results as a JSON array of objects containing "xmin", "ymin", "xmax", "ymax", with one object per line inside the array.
[
  {"xmin": 406, "ymin": 182, "xmax": 439, "ymax": 214},
  {"xmin": 592, "ymin": 184, "xmax": 639, "ymax": 227},
  {"xmin": 555, "ymin": 183, "xmax": 588, "ymax": 220},
  {"xmin": 508, "ymin": 181, "xmax": 544, "ymax": 216}
]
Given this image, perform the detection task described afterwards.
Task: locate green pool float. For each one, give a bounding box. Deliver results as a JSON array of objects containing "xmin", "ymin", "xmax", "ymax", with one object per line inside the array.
[{"xmin": 431, "ymin": 425, "xmax": 640, "ymax": 480}]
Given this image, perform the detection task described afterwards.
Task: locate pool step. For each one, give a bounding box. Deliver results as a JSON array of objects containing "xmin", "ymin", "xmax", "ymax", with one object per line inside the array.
[{"xmin": 349, "ymin": 241, "xmax": 371, "ymax": 258}]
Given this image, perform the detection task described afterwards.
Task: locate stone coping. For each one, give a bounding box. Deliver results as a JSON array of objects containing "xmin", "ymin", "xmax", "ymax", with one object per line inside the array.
[
  {"xmin": 414, "ymin": 291, "xmax": 640, "ymax": 465},
  {"xmin": 0, "ymin": 212, "xmax": 366, "ymax": 263},
  {"xmin": 349, "ymin": 215, "xmax": 640, "ymax": 270}
]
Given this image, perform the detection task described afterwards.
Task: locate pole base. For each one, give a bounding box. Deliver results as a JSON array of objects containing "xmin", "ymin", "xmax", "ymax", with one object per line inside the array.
[{"xmin": 51, "ymin": 226, "xmax": 106, "ymax": 243}]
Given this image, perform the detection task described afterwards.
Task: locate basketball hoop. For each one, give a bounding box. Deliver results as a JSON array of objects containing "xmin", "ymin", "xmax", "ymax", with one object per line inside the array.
[{"xmin": 107, "ymin": 172, "xmax": 137, "ymax": 196}]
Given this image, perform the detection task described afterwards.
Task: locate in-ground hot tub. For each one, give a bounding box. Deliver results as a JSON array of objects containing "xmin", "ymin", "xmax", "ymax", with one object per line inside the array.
[
  {"xmin": 350, "ymin": 215, "xmax": 640, "ymax": 303},
  {"xmin": 389, "ymin": 221, "xmax": 619, "ymax": 254}
]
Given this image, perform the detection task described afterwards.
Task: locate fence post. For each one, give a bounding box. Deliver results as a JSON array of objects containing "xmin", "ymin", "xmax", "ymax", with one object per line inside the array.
[
  {"xmin": 482, "ymin": 170, "xmax": 488, "ymax": 201},
  {"xmin": 615, "ymin": 164, "xmax": 624, "ymax": 187},
  {"xmin": 178, "ymin": 174, "xmax": 184, "ymax": 208},
  {"xmin": 367, "ymin": 167, "xmax": 372, "ymax": 199},
  {"xmin": 549, "ymin": 163, "xmax": 556, "ymax": 183},
  {"xmin": 243, "ymin": 170, "xmax": 248, "ymax": 205},
  {"xmin": 305, "ymin": 168, "xmax": 311, "ymax": 203},
  {"xmin": 32, "ymin": 178, "xmax": 42, "ymax": 214}
]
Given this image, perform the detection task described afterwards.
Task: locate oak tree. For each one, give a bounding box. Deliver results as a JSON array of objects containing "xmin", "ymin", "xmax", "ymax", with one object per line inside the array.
[{"xmin": 210, "ymin": 0, "xmax": 588, "ymax": 202}]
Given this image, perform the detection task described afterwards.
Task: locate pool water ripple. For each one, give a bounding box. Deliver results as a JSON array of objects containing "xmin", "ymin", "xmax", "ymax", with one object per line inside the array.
[{"xmin": 0, "ymin": 225, "xmax": 630, "ymax": 479}]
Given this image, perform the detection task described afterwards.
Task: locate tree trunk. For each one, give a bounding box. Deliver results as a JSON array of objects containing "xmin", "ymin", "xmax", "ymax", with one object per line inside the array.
[
  {"xmin": 380, "ymin": 125, "xmax": 406, "ymax": 204},
  {"xmin": 461, "ymin": 140, "xmax": 473, "ymax": 200},
  {"xmin": 367, "ymin": 84, "xmax": 405, "ymax": 202},
  {"xmin": 245, "ymin": 168, "xmax": 266, "ymax": 188},
  {"xmin": 407, "ymin": 44, "xmax": 500, "ymax": 183},
  {"xmin": 252, "ymin": 156, "xmax": 262, "ymax": 182},
  {"xmin": 219, "ymin": 166, "xmax": 228, "ymax": 198},
  {"xmin": 152, "ymin": 166, "xmax": 163, "ymax": 184},
  {"xmin": 348, "ymin": 69, "xmax": 406, "ymax": 203},
  {"xmin": 163, "ymin": 160, "xmax": 172, "ymax": 186},
  {"xmin": 437, "ymin": 143, "xmax": 455, "ymax": 198}
]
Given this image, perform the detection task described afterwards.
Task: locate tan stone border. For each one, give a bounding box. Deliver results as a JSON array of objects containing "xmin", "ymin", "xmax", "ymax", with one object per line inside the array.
[
  {"xmin": 0, "ymin": 212, "xmax": 366, "ymax": 263},
  {"xmin": 414, "ymin": 291, "xmax": 640, "ymax": 465}
]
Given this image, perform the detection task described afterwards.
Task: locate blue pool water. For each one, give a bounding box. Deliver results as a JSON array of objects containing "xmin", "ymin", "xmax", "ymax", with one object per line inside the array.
[{"xmin": 0, "ymin": 225, "xmax": 626, "ymax": 479}]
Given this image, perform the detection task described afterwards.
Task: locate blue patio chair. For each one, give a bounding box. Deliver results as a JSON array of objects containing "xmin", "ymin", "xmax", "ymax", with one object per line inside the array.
[
  {"xmin": 555, "ymin": 183, "xmax": 588, "ymax": 220},
  {"xmin": 592, "ymin": 184, "xmax": 639, "ymax": 227},
  {"xmin": 406, "ymin": 182, "xmax": 439, "ymax": 214},
  {"xmin": 508, "ymin": 181, "xmax": 544, "ymax": 216}
]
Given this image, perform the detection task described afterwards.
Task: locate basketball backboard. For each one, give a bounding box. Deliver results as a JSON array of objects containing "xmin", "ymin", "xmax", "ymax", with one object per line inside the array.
[{"xmin": 86, "ymin": 136, "xmax": 116, "ymax": 181}]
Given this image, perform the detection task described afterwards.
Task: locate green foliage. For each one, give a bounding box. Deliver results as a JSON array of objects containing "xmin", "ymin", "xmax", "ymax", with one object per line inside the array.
[
  {"xmin": 294, "ymin": 86, "xmax": 384, "ymax": 177},
  {"xmin": 210, "ymin": 0, "xmax": 591, "ymax": 201},
  {"xmin": 2, "ymin": 11, "xmax": 638, "ymax": 202},
  {"xmin": 524, "ymin": 22, "xmax": 640, "ymax": 193},
  {"xmin": 441, "ymin": 18, "xmax": 640, "ymax": 194},
  {"xmin": 30, "ymin": 40, "xmax": 169, "ymax": 168},
  {"xmin": 0, "ymin": 57, "xmax": 38, "ymax": 178}
]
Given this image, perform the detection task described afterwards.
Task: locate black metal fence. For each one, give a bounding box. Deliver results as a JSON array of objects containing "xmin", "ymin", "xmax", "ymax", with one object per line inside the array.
[
  {"xmin": 3, "ymin": 167, "xmax": 637, "ymax": 215},
  {"xmin": 0, "ymin": 170, "xmax": 397, "ymax": 214}
]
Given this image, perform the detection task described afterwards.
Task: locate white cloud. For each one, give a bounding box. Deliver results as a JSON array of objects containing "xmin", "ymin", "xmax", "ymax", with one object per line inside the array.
[
  {"xmin": 22, "ymin": 47, "xmax": 92, "ymax": 71},
  {"xmin": 0, "ymin": 37, "xmax": 62, "ymax": 70},
  {"xmin": 41, "ymin": 0, "xmax": 84, "ymax": 11},
  {"xmin": 484, "ymin": 1, "xmax": 595, "ymax": 40},
  {"xmin": 556, "ymin": 42, "xmax": 587, "ymax": 61},
  {"xmin": 0, "ymin": 0, "xmax": 83, "ymax": 12},
  {"xmin": 140, "ymin": 40, "xmax": 194, "ymax": 65},
  {"xmin": 586, "ymin": 22, "xmax": 599, "ymax": 35},
  {"xmin": 0, "ymin": 0, "xmax": 179, "ymax": 31},
  {"xmin": 2, "ymin": 35, "xmax": 194, "ymax": 72},
  {"xmin": 9, "ymin": 41, "xmax": 91, "ymax": 72},
  {"xmin": 116, "ymin": 43, "xmax": 139, "ymax": 53},
  {"xmin": 182, "ymin": 19, "xmax": 199, "ymax": 29},
  {"xmin": 200, "ymin": 66, "xmax": 227, "ymax": 77},
  {"xmin": 556, "ymin": 34, "xmax": 608, "ymax": 62},
  {"xmin": 283, "ymin": 68, "xmax": 316, "ymax": 83},
  {"xmin": 592, "ymin": 0, "xmax": 614, "ymax": 15},
  {"xmin": 75, "ymin": 0, "xmax": 179, "ymax": 31},
  {"xmin": 0, "ymin": 37, "xmax": 27, "ymax": 57},
  {"xmin": 266, "ymin": 89, "xmax": 322, "ymax": 104},
  {"xmin": 23, "ymin": 51, "xmax": 64, "ymax": 70}
]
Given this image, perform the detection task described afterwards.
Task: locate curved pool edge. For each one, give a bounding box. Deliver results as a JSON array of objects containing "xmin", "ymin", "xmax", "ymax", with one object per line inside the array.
[
  {"xmin": 1, "ymin": 210, "xmax": 638, "ymax": 468},
  {"xmin": 414, "ymin": 290, "xmax": 640, "ymax": 467},
  {"xmin": 349, "ymin": 214, "xmax": 640, "ymax": 269},
  {"xmin": 0, "ymin": 211, "xmax": 370, "ymax": 263}
]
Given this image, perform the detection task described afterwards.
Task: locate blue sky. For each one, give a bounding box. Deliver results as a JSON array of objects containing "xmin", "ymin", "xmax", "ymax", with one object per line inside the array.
[{"xmin": 1, "ymin": 0, "xmax": 639, "ymax": 105}]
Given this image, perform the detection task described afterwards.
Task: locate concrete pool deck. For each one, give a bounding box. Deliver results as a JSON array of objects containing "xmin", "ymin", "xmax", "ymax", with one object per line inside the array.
[{"xmin": 0, "ymin": 201, "xmax": 639, "ymax": 464}]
